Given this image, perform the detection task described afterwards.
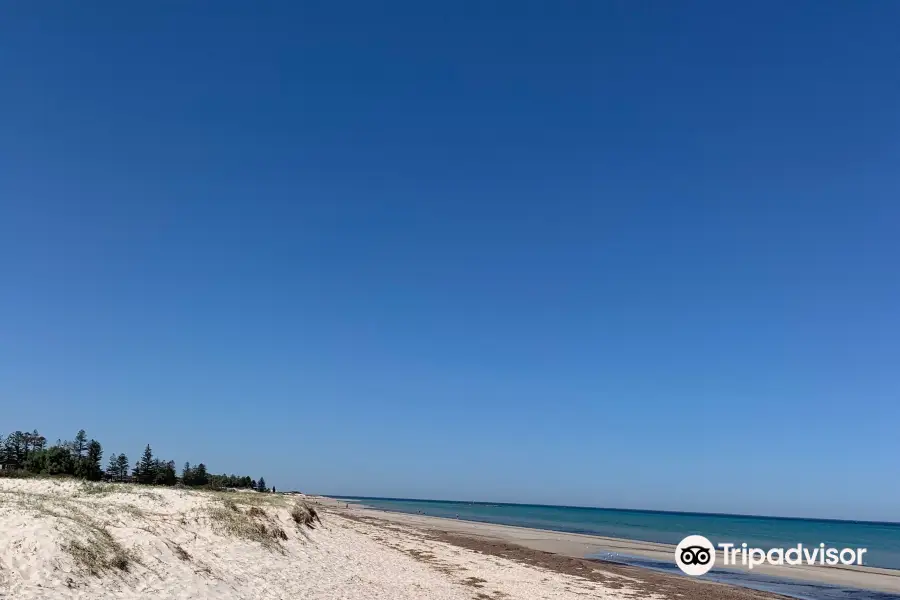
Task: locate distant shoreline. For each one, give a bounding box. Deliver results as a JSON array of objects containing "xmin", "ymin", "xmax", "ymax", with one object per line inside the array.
[{"xmin": 323, "ymin": 497, "xmax": 900, "ymax": 597}]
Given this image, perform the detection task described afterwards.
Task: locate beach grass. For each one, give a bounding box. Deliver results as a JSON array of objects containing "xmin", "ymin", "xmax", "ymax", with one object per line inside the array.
[{"xmin": 207, "ymin": 496, "xmax": 288, "ymax": 551}]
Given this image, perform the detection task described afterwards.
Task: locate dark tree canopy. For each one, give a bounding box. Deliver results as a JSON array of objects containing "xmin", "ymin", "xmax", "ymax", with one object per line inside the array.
[
  {"xmin": 115, "ymin": 453, "xmax": 130, "ymax": 481},
  {"xmin": 3, "ymin": 427, "xmax": 272, "ymax": 491},
  {"xmin": 107, "ymin": 453, "xmax": 120, "ymax": 480},
  {"xmin": 135, "ymin": 444, "xmax": 155, "ymax": 484},
  {"xmin": 73, "ymin": 429, "xmax": 88, "ymax": 458},
  {"xmin": 85, "ymin": 440, "xmax": 103, "ymax": 481}
]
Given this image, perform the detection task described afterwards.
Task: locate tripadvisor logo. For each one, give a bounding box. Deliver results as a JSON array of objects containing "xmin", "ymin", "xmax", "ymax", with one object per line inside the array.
[
  {"xmin": 675, "ymin": 535, "xmax": 716, "ymax": 576},
  {"xmin": 674, "ymin": 535, "xmax": 868, "ymax": 576}
]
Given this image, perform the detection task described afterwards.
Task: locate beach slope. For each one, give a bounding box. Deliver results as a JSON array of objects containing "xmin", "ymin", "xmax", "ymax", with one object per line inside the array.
[{"xmin": 0, "ymin": 478, "xmax": 677, "ymax": 599}]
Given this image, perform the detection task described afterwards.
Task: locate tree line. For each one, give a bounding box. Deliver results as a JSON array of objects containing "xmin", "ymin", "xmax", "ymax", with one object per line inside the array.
[{"xmin": 1, "ymin": 428, "xmax": 272, "ymax": 492}]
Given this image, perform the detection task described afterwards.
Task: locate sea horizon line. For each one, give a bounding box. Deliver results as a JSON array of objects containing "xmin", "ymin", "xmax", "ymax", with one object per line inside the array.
[{"xmin": 325, "ymin": 494, "xmax": 900, "ymax": 527}]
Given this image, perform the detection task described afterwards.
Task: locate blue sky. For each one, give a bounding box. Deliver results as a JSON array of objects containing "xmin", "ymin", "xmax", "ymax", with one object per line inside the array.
[{"xmin": 1, "ymin": 2, "xmax": 898, "ymax": 521}]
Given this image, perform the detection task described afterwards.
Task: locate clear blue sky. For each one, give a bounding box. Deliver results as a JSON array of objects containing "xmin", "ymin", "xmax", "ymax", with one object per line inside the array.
[{"xmin": 1, "ymin": 2, "xmax": 898, "ymax": 521}]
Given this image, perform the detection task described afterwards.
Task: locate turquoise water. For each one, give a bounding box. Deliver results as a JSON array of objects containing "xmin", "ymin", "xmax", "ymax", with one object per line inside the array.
[{"xmin": 337, "ymin": 496, "xmax": 900, "ymax": 598}]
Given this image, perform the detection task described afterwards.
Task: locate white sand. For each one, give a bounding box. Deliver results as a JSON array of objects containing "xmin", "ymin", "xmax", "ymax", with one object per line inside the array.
[{"xmin": 0, "ymin": 479, "xmax": 657, "ymax": 600}]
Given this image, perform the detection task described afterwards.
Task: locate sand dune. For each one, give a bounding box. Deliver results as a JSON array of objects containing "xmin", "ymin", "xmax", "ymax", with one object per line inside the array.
[{"xmin": 0, "ymin": 479, "xmax": 660, "ymax": 599}]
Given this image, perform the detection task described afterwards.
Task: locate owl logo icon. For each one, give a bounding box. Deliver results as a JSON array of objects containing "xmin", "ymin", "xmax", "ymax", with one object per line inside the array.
[{"xmin": 675, "ymin": 535, "xmax": 716, "ymax": 576}]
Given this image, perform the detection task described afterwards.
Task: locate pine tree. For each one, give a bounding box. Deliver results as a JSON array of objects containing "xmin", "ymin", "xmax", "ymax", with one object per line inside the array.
[
  {"xmin": 107, "ymin": 453, "xmax": 119, "ymax": 479},
  {"xmin": 31, "ymin": 430, "xmax": 45, "ymax": 452},
  {"xmin": 137, "ymin": 444, "xmax": 155, "ymax": 484},
  {"xmin": 194, "ymin": 463, "xmax": 208, "ymax": 486},
  {"xmin": 257, "ymin": 477, "xmax": 266, "ymax": 492},
  {"xmin": 116, "ymin": 453, "xmax": 129, "ymax": 482},
  {"xmin": 73, "ymin": 429, "xmax": 88, "ymax": 458},
  {"xmin": 85, "ymin": 440, "xmax": 103, "ymax": 481},
  {"xmin": 182, "ymin": 462, "xmax": 193, "ymax": 485},
  {"xmin": 4, "ymin": 432, "xmax": 25, "ymax": 469},
  {"xmin": 22, "ymin": 432, "xmax": 32, "ymax": 462}
]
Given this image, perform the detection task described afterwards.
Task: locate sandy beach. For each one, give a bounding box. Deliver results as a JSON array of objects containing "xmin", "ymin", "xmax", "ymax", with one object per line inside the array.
[
  {"xmin": 2, "ymin": 479, "xmax": 895, "ymax": 600},
  {"xmin": 0, "ymin": 478, "xmax": 702, "ymax": 599}
]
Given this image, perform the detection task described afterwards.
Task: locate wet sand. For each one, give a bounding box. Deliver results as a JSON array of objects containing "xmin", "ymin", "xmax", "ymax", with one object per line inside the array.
[
  {"xmin": 335, "ymin": 510, "xmax": 789, "ymax": 600},
  {"xmin": 317, "ymin": 497, "xmax": 900, "ymax": 596}
]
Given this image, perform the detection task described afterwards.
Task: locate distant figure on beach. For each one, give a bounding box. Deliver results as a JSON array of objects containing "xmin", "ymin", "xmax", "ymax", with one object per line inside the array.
[{"xmin": 455, "ymin": 514, "xmax": 459, "ymax": 519}]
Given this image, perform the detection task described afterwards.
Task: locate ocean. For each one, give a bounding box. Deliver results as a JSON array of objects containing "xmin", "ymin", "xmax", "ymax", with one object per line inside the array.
[{"xmin": 335, "ymin": 496, "xmax": 900, "ymax": 600}]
